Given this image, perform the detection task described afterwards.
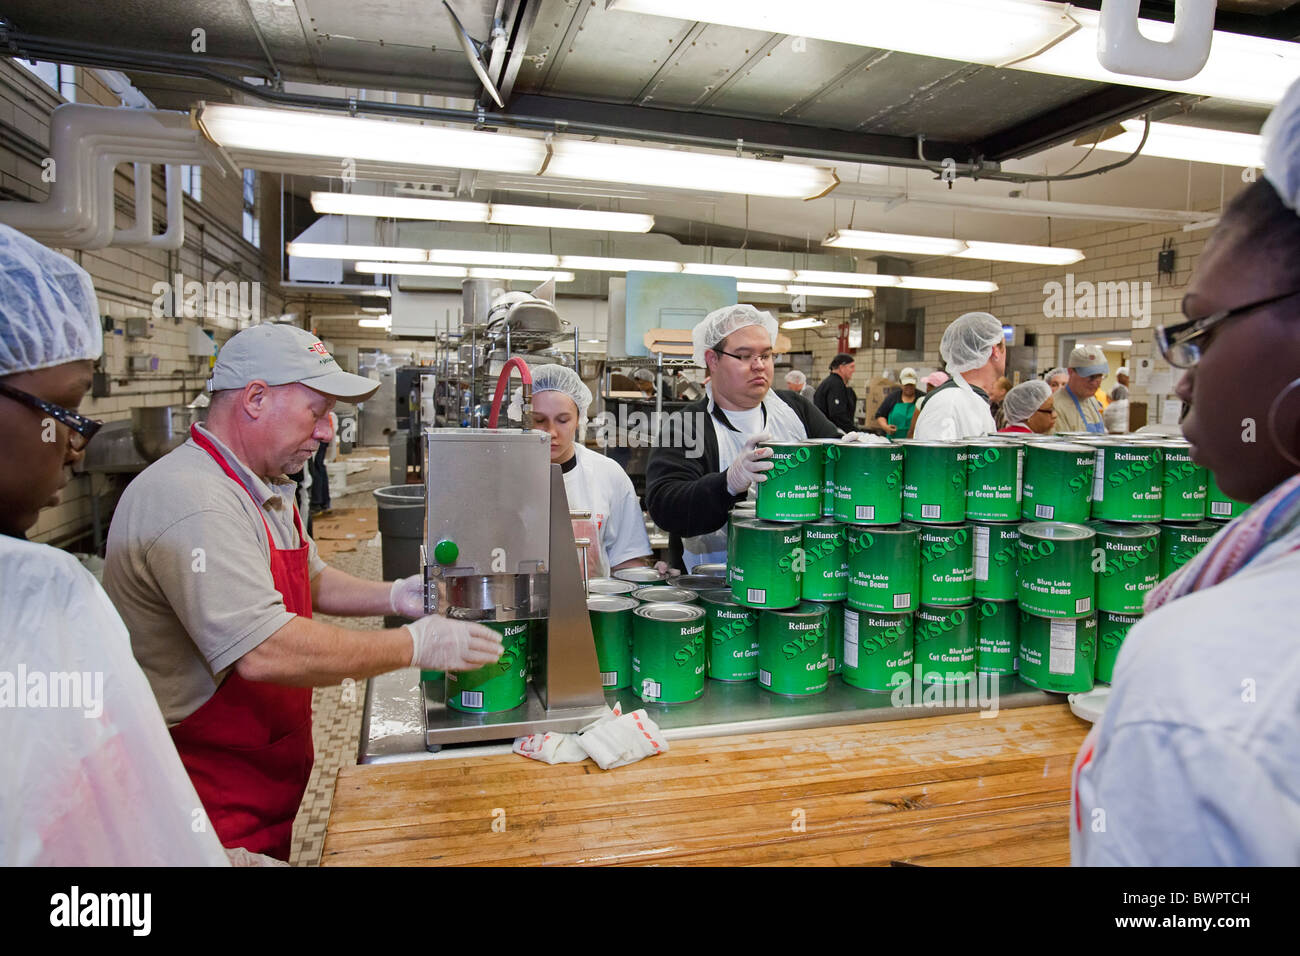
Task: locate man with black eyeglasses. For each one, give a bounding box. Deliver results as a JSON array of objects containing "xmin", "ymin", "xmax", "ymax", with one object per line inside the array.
[
  {"xmin": 646, "ymin": 305, "xmax": 843, "ymax": 571},
  {"xmin": 1071, "ymin": 77, "xmax": 1300, "ymax": 866}
]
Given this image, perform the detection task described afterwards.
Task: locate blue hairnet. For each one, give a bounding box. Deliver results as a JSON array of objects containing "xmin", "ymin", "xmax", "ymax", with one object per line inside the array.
[{"xmin": 0, "ymin": 224, "xmax": 101, "ymax": 375}]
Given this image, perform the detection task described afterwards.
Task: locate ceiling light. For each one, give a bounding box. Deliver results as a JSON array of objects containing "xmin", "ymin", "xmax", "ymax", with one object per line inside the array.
[
  {"xmin": 682, "ymin": 263, "xmax": 796, "ymax": 282},
  {"xmin": 785, "ymin": 284, "xmax": 875, "ymax": 299},
  {"xmin": 200, "ymin": 103, "xmax": 838, "ymax": 199},
  {"xmin": 354, "ymin": 262, "xmax": 466, "ymax": 277},
  {"xmin": 310, "ymin": 192, "xmax": 655, "ymax": 232},
  {"xmin": 794, "ymin": 270, "xmax": 899, "ymax": 287},
  {"xmin": 955, "ymin": 241, "xmax": 1085, "ymax": 265},
  {"xmin": 287, "ymin": 242, "xmax": 427, "ymax": 262},
  {"xmin": 896, "ymin": 276, "xmax": 999, "ymax": 293},
  {"xmin": 607, "ymin": 0, "xmax": 1300, "ymax": 106},
  {"xmin": 1089, "ymin": 121, "xmax": 1264, "ymax": 169},
  {"xmin": 558, "ymin": 256, "xmax": 681, "ymax": 273},
  {"xmin": 428, "ymin": 250, "xmax": 560, "ymax": 268},
  {"xmin": 781, "ymin": 317, "xmax": 827, "ymax": 330},
  {"xmin": 467, "ymin": 268, "xmax": 576, "ymax": 282},
  {"xmin": 358, "ymin": 315, "xmax": 392, "ymax": 329},
  {"xmin": 1106, "ymin": 339, "xmax": 1134, "ymax": 347},
  {"xmin": 824, "ymin": 230, "xmax": 967, "ymax": 256},
  {"xmin": 735, "ymin": 283, "xmax": 789, "ymax": 295}
]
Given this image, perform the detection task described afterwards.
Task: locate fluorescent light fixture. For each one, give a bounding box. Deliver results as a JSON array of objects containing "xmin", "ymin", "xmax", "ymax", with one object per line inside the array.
[
  {"xmin": 781, "ymin": 317, "xmax": 826, "ymax": 330},
  {"xmin": 200, "ymin": 103, "xmax": 837, "ymax": 199},
  {"xmin": 467, "ymin": 268, "xmax": 575, "ymax": 282},
  {"xmin": 896, "ymin": 276, "xmax": 999, "ymax": 293},
  {"xmin": 545, "ymin": 139, "xmax": 838, "ymax": 200},
  {"xmin": 607, "ymin": 0, "xmax": 1300, "ymax": 106},
  {"xmin": 737, "ymin": 282, "xmax": 874, "ymax": 299},
  {"xmin": 358, "ymin": 315, "xmax": 392, "ymax": 329},
  {"xmin": 682, "ymin": 263, "xmax": 796, "ymax": 282},
  {"xmin": 286, "ymin": 242, "xmax": 427, "ymax": 262},
  {"xmin": 794, "ymin": 270, "xmax": 899, "ymax": 287},
  {"xmin": 310, "ymin": 191, "xmax": 654, "ymax": 232},
  {"xmin": 366, "ymin": 288, "xmax": 392, "ymax": 297},
  {"xmin": 558, "ymin": 256, "xmax": 681, "ymax": 273},
  {"xmin": 736, "ymin": 283, "xmax": 789, "ymax": 295},
  {"xmin": 1090, "ymin": 121, "xmax": 1264, "ymax": 169},
  {"xmin": 1106, "ymin": 339, "xmax": 1134, "ymax": 347},
  {"xmin": 824, "ymin": 230, "xmax": 966, "ymax": 256},
  {"xmin": 955, "ymin": 241, "xmax": 1085, "ymax": 265},
  {"xmin": 428, "ymin": 250, "xmax": 560, "ymax": 268},
  {"xmin": 354, "ymin": 261, "xmax": 573, "ymax": 282}
]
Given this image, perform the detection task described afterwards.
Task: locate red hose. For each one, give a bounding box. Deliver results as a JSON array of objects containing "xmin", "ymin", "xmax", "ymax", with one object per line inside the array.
[{"xmin": 488, "ymin": 356, "xmax": 534, "ymax": 428}]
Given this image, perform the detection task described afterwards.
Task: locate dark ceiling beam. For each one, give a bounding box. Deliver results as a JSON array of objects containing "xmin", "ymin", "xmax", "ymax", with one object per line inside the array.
[
  {"xmin": 974, "ymin": 85, "xmax": 1179, "ymax": 162},
  {"xmin": 492, "ymin": 0, "xmax": 542, "ymax": 109},
  {"xmin": 505, "ymin": 93, "xmax": 970, "ymax": 164}
]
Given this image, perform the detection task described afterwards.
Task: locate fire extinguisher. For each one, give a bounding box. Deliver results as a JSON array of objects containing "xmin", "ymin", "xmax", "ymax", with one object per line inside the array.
[{"xmin": 837, "ymin": 321, "xmax": 851, "ymax": 353}]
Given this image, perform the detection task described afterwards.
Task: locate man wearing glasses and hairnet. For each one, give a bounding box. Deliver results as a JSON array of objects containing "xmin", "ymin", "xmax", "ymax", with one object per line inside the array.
[{"xmin": 645, "ymin": 305, "xmax": 845, "ymax": 571}]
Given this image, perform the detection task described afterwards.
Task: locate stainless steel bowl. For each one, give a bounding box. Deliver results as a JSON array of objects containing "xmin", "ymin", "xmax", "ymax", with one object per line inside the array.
[{"xmin": 131, "ymin": 405, "xmax": 195, "ymax": 462}]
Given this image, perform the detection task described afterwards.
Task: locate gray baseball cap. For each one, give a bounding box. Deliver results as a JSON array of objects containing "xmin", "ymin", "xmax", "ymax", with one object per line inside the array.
[
  {"xmin": 209, "ymin": 324, "xmax": 380, "ymax": 400},
  {"xmin": 1068, "ymin": 344, "xmax": 1109, "ymax": 378}
]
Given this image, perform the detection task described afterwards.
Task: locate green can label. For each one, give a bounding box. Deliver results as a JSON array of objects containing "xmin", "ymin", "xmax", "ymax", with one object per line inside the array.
[
  {"xmin": 1096, "ymin": 610, "xmax": 1140, "ymax": 683},
  {"xmin": 901, "ymin": 442, "xmax": 967, "ymax": 524},
  {"xmin": 913, "ymin": 604, "xmax": 976, "ymax": 685},
  {"xmin": 1159, "ymin": 521, "xmax": 1218, "ymax": 578},
  {"xmin": 632, "ymin": 604, "xmax": 707, "ymax": 703},
  {"xmin": 801, "ymin": 520, "xmax": 848, "ymax": 601},
  {"xmin": 975, "ymin": 599, "xmax": 1019, "ymax": 675},
  {"xmin": 846, "ymin": 523, "xmax": 919, "ymax": 613},
  {"xmin": 1159, "ymin": 445, "xmax": 1207, "ymax": 522},
  {"xmin": 972, "ymin": 521, "xmax": 1020, "ymax": 601},
  {"xmin": 447, "ymin": 620, "xmax": 529, "ymax": 713},
  {"xmin": 1091, "ymin": 522, "xmax": 1160, "ymax": 614},
  {"xmin": 701, "ymin": 590, "xmax": 759, "ymax": 682},
  {"xmin": 1021, "ymin": 443, "xmax": 1094, "ymax": 524},
  {"xmin": 1017, "ymin": 522, "xmax": 1095, "ymax": 618},
  {"xmin": 842, "ymin": 608, "xmax": 913, "ymax": 691},
  {"xmin": 1091, "ymin": 444, "xmax": 1164, "ymax": 522},
  {"xmin": 965, "ymin": 442, "xmax": 1023, "ymax": 521},
  {"xmin": 1206, "ymin": 470, "xmax": 1248, "ymax": 521},
  {"xmin": 730, "ymin": 519, "xmax": 803, "ymax": 609},
  {"xmin": 1018, "ymin": 611, "xmax": 1097, "ymax": 694},
  {"xmin": 918, "ymin": 524, "xmax": 975, "ymax": 606},
  {"xmin": 833, "ymin": 444, "xmax": 904, "ymax": 524},
  {"xmin": 756, "ymin": 442, "xmax": 823, "ymax": 521},
  {"xmin": 757, "ymin": 602, "xmax": 830, "ymax": 697},
  {"xmin": 588, "ymin": 595, "xmax": 637, "ymax": 689}
]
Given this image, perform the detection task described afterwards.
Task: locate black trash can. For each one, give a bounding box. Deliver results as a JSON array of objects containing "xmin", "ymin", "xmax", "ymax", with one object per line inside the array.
[{"xmin": 374, "ymin": 484, "xmax": 424, "ymax": 627}]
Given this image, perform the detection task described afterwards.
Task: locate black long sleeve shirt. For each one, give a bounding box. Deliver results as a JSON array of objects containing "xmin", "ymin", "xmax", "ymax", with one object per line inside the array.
[{"xmin": 813, "ymin": 373, "xmax": 858, "ymax": 432}]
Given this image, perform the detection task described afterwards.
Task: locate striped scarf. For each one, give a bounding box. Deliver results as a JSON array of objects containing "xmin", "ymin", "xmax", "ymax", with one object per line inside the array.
[{"xmin": 1145, "ymin": 470, "xmax": 1300, "ymax": 612}]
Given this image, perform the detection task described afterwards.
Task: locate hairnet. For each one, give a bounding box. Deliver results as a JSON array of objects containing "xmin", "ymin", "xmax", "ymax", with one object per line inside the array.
[
  {"xmin": 1045, "ymin": 367, "xmax": 1068, "ymax": 384},
  {"xmin": 784, "ymin": 369, "xmax": 807, "ymax": 386},
  {"xmin": 939, "ymin": 311, "xmax": 1004, "ymax": 374},
  {"xmin": 692, "ymin": 304, "xmax": 777, "ymax": 367},
  {"xmin": 1001, "ymin": 380, "xmax": 1052, "ymax": 425},
  {"xmin": 1263, "ymin": 74, "xmax": 1300, "ymax": 212},
  {"xmin": 507, "ymin": 362, "xmax": 591, "ymax": 429},
  {"xmin": 0, "ymin": 224, "xmax": 102, "ymax": 376}
]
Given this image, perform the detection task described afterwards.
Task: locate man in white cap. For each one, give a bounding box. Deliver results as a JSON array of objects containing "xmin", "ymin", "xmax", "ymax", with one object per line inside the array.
[
  {"xmin": 645, "ymin": 305, "xmax": 841, "ymax": 570},
  {"xmin": 874, "ymin": 367, "xmax": 920, "ymax": 436},
  {"xmin": 1053, "ymin": 344, "xmax": 1108, "ymax": 434},
  {"xmin": 104, "ymin": 324, "xmax": 503, "ymax": 860},
  {"xmin": 910, "ymin": 311, "xmax": 1005, "ymax": 440}
]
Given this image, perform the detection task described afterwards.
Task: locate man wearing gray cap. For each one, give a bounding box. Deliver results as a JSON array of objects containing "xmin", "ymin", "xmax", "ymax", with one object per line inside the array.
[
  {"xmin": 104, "ymin": 323, "xmax": 503, "ymax": 860},
  {"xmin": 1053, "ymin": 344, "xmax": 1108, "ymax": 434}
]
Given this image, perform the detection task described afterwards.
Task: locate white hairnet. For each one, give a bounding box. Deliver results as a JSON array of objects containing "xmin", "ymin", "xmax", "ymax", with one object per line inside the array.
[
  {"xmin": 784, "ymin": 369, "xmax": 807, "ymax": 386},
  {"xmin": 1045, "ymin": 366, "xmax": 1068, "ymax": 384},
  {"xmin": 0, "ymin": 224, "xmax": 102, "ymax": 376},
  {"xmin": 939, "ymin": 311, "xmax": 1004, "ymax": 374},
  {"xmin": 507, "ymin": 362, "xmax": 591, "ymax": 426},
  {"xmin": 1263, "ymin": 74, "xmax": 1300, "ymax": 212},
  {"xmin": 692, "ymin": 304, "xmax": 777, "ymax": 367},
  {"xmin": 1001, "ymin": 380, "xmax": 1052, "ymax": 425}
]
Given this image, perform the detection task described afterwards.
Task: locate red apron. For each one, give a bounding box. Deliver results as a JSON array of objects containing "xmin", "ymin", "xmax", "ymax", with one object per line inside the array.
[{"xmin": 170, "ymin": 425, "xmax": 315, "ymax": 861}]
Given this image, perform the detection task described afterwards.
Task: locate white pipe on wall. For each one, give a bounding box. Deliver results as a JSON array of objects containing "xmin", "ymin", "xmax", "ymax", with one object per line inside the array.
[{"xmin": 1097, "ymin": 0, "xmax": 1215, "ymax": 82}]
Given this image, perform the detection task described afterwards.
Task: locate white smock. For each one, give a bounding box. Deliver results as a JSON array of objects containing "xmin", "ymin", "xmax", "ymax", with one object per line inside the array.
[
  {"xmin": 911, "ymin": 372, "xmax": 996, "ymax": 441},
  {"xmin": 682, "ymin": 384, "xmax": 807, "ymax": 569},
  {"xmin": 1070, "ymin": 528, "xmax": 1300, "ymax": 865},
  {"xmin": 0, "ymin": 535, "xmax": 230, "ymax": 866},
  {"xmin": 564, "ymin": 443, "xmax": 653, "ymax": 577}
]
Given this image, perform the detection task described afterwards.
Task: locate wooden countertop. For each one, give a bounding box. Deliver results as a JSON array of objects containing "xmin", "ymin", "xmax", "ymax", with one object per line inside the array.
[{"xmin": 322, "ymin": 703, "xmax": 1088, "ymax": 866}]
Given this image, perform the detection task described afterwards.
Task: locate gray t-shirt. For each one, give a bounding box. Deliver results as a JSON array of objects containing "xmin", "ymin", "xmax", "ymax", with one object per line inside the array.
[{"xmin": 103, "ymin": 424, "xmax": 326, "ymax": 725}]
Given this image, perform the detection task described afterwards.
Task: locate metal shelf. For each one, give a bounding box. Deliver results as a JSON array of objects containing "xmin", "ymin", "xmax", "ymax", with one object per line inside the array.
[{"xmin": 607, "ymin": 354, "xmax": 698, "ymax": 369}]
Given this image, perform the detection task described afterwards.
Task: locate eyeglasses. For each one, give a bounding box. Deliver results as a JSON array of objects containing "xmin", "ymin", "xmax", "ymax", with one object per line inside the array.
[
  {"xmin": 714, "ymin": 347, "xmax": 776, "ymax": 366},
  {"xmin": 1158, "ymin": 287, "xmax": 1300, "ymax": 369},
  {"xmin": 0, "ymin": 381, "xmax": 103, "ymax": 452},
  {"xmin": 1032, "ymin": 405, "xmax": 1055, "ymax": 416}
]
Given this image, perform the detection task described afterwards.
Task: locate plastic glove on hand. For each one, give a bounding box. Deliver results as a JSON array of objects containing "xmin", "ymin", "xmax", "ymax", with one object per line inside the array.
[
  {"xmin": 725, "ymin": 430, "xmax": 774, "ymax": 496},
  {"xmin": 407, "ymin": 615, "xmax": 504, "ymax": 672},
  {"xmin": 653, "ymin": 560, "xmax": 681, "ymax": 579},
  {"xmin": 389, "ymin": 574, "xmax": 426, "ymax": 619}
]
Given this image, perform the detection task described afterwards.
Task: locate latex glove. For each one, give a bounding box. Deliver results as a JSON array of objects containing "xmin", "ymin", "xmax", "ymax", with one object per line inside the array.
[
  {"xmin": 578, "ymin": 707, "xmax": 668, "ymax": 770},
  {"xmin": 513, "ymin": 730, "xmax": 592, "ymax": 764},
  {"xmin": 653, "ymin": 560, "xmax": 681, "ymax": 579},
  {"xmin": 389, "ymin": 574, "xmax": 425, "ymax": 619},
  {"xmin": 840, "ymin": 431, "xmax": 891, "ymax": 444},
  {"xmin": 406, "ymin": 615, "xmax": 504, "ymax": 672},
  {"xmin": 725, "ymin": 431, "xmax": 774, "ymax": 496}
]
